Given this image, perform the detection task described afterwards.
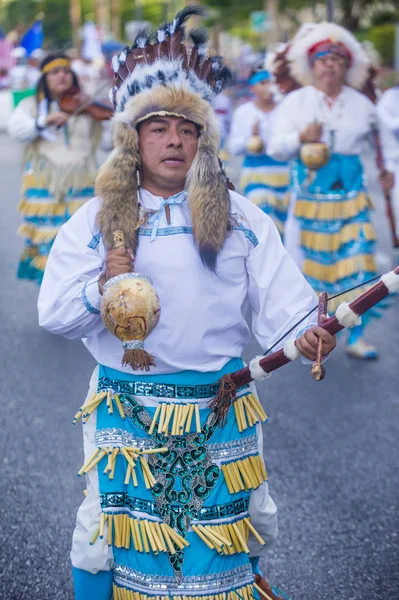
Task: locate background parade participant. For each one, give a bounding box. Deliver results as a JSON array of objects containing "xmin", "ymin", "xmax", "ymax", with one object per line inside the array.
[
  {"xmin": 8, "ymin": 52, "xmax": 109, "ymax": 284},
  {"xmin": 228, "ymin": 64, "xmax": 289, "ymax": 235},
  {"xmin": 377, "ymin": 84, "xmax": 399, "ymax": 244},
  {"xmin": 37, "ymin": 8, "xmax": 335, "ymax": 600},
  {"xmin": 268, "ymin": 22, "xmax": 393, "ymax": 359}
]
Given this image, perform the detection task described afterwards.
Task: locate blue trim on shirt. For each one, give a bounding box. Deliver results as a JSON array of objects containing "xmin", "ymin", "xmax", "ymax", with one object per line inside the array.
[
  {"xmin": 86, "ymin": 225, "xmax": 259, "ymax": 249},
  {"xmin": 88, "ymin": 232, "xmax": 102, "ymax": 249},
  {"xmin": 81, "ymin": 281, "xmax": 100, "ymax": 315}
]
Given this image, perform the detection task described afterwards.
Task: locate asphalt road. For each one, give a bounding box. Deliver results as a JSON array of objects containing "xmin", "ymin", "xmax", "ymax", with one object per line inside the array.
[{"xmin": 0, "ymin": 134, "xmax": 398, "ymax": 600}]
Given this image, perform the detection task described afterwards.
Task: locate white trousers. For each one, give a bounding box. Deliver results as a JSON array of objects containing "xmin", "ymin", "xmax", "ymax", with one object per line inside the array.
[{"xmin": 70, "ymin": 367, "xmax": 278, "ymax": 574}]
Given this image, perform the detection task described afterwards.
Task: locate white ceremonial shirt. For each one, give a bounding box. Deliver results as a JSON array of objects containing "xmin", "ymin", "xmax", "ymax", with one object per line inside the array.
[
  {"xmin": 38, "ymin": 189, "xmax": 319, "ymax": 374},
  {"xmin": 227, "ymin": 101, "xmax": 280, "ymax": 156},
  {"xmin": 377, "ymin": 87, "xmax": 399, "ymax": 161},
  {"xmin": 268, "ymin": 85, "xmax": 376, "ymax": 162}
]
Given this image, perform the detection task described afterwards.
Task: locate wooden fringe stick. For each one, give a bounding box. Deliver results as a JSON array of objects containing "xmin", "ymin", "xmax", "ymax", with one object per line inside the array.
[
  {"xmin": 72, "ymin": 389, "xmax": 125, "ymax": 425},
  {"xmin": 221, "ymin": 454, "xmax": 267, "ymax": 493},
  {"xmin": 112, "ymin": 583, "xmax": 257, "ymax": 600},
  {"xmin": 233, "ymin": 394, "xmax": 268, "ymax": 432},
  {"xmin": 93, "ymin": 514, "xmax": 188, "ymax": 552},
  {"xmin": 77, "ymin": 445, "xmax": 168, "ymax": 486},
  {"xmin": 191, "ymin": 517, "xmax": 265, "ymax": 555},
  {"xmin": 149, "ymin": 402, "xmax": 201, "ymax": 435}
]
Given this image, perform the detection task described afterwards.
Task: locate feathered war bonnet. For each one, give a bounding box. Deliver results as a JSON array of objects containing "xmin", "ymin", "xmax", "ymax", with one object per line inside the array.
[
  {"xmin": 95, "ymin": 6, "xmax": 233, "ymax": 270},
  {"xmin": 267, "ymin": 22, "xmax": 375, "ymax": 99}
]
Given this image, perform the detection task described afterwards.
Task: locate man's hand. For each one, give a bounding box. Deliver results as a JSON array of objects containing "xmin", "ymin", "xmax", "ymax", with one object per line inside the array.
[
  {"xmin": 295, "ymin": 315, "xmax": 336, "ymax": 361},
  {"xmin": 299, "ymin": 122, "xmax": 323, "ymax": 144},
  {"xmin": 46, "ymin": 112, "xmax": 69, "ymax": 128},
  {"xmin": 105, "ymin": 247, "xmax": 134, "ymax": 281},
  {"xmin": 379, "ymin": 170, "xmax": 394, "ymax": 194}
]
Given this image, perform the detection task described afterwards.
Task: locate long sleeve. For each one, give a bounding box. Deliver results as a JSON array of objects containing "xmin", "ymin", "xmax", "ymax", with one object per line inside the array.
[
  {"xmin": 268, "ymin": 93, "xmax": 302, "ymax": 162},
  {"xmin": 8, "ymin": 97, "xmax": 41, "ymax": 143},
  {"xmin": 377, "ymin": 90, "xmax": 399, "ymax": 134},
  {"xmin": 246, "ymin": 213, "xmax": 318, "ymax": 353},
  {"xmin": 227, "ymin": 105, "xmax": 250, "ymax": 156},
  {"xmin": 38, "ymin": 200, "xmax": 106, "ymax": 340}
]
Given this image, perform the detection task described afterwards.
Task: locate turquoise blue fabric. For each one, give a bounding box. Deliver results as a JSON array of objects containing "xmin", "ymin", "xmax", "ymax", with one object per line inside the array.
[
  {"xmin": 72, "ymin": 566, "xmax": 113, "ymax": 600},
  {"xmin": 94, "ymin": 359, "xmax": 265, "ymax": 595},
  {"xmin": 291, "ymin": 154, "xmax": 382, "ymax": 321},
  {"xmin": 241, "ymin": 154, "xmax": 289, "ymax": 234}
]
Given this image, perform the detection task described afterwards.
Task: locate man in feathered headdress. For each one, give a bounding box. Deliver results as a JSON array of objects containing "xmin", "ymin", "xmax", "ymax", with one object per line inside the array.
[
  {"xmin": 38, "ymin": 8, "xmax": 335, "ymax": 600},
  {"xmin": 268, "ymin": 22, "xmax": 393, "ymax": 360}
]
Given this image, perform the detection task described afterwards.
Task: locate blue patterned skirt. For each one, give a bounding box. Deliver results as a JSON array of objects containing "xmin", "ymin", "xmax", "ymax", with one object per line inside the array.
[
  {"xmin": 74, "ymin": 359, "xmax": 271, "ymax": 600},
  {"xmin": 240, "ymin": 154, "xmax": 290, "ymax": 235}
]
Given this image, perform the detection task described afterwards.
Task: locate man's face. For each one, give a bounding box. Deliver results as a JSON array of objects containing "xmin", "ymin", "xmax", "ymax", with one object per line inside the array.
[
  {"xmin": 46, "ymin": 66, "xmax": 74, "ymax": 97},
  {"xmin": 138, "ymin": 116, "xmax": 199, "ymax": 192},
  {"xmin": 312, "ymin": 54, "xmax": 347, "ymax": 88},
  {"xmin": 251, "ymin": 79, "xmax": 273, "ymax": 102}
]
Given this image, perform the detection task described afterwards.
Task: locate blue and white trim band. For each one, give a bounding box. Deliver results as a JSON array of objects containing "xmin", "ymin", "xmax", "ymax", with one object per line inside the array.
[{"xmin": 81, "ymin": 281, "xmax": 100, "ymax": 315}]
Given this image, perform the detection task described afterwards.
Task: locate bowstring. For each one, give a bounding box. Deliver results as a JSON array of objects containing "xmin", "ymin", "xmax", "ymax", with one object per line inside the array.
[{"xmin": 261, "ymin": 273, "xmax": 382, "ymax": 357}]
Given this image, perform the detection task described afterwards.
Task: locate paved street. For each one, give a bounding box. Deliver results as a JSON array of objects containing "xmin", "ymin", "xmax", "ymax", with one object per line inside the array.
[{"xmin": 0, "ymin": 133, "xmax": 398, "ymax": 600}]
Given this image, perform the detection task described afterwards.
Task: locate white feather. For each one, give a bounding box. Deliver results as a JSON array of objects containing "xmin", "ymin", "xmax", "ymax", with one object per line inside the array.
[
  {"xmin": 111, "ymin": 55, "xmax": 119, "ymax": 73},
  {"xmin": 283, "ymin": 340, "xmax": 301, "ymax": 361},
  {"xmin": 119, "ymin": 50, "xmax": 127, "ymax": 64},
  {"xmin": 157, "ymin": 29, "xmax": 166, "ymax": 43},
  {"xmin": 335, "ymin": 302, "xmax": 362, "ymax": 328},
  {"xmin": 381, "ymin": 270, "xmax": 399, "ymax": 294},
  {"xmin": 249, "ymin": 355, "xmax": 271, "ymax": 382}
]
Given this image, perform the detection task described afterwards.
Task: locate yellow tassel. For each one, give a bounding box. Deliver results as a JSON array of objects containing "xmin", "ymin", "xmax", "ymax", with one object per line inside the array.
[
  {"xmin": 99, "ymin": 512, "xmax": 107, "ymax": 539},
  {"xmin": 139, "ymin": 519, "xmax": 150, "ymax": 552},
  {"xmin": 158, "ymin": 402, "xmax": 168, "ymax": 433},
  {"xmin": 253, "ymin": 583, "xmax": 274, "ymax": 600},
  {"xmin": 89, "ymin": 524, "xmax": 100, "ymax": 545},
  {"xmin": 222, "ymin": 455, "xmax": 267, "ymax": 493},
  {"xmin": 160, "ymin": 523, "xmax": 176, "ymax": 554},
  {"xmin": 294, "ymin": 192, "xmax": 369, "ymax": 222},
  {"xmin": 31, "ymin": 255, "xmax": 48, "ymax": 271},
  {"xmin": 140, "ymin": 456, "xmax": 156, "ymax": 488},
  {"xmin": 301, "ymin": 222, "xmax": 376, "ymax": 253},
  {"xmin": 149, "ymin": 404, "xmax": 162, "ymax": 434},
  {"xmin": 77, "ymin": 447, "xmax": 101, "ymax": 476},
  {"xmin": 17, "ymin": 223, "xmax": 60, "ymax": 244},
  {"xmin": 303, "ymin": 253, "xmax": 376, "ymax": 284},
  {"xmin": 162, "ymin": 404, "xmax": 174, "ymax": 434},
  {"xmin": 107, "ymin": 514, "xmax": 113, "ymax": 545},
  {"xmin": 107, "ymin": 389, "xmax": 113, "ymax": 415},
  {"xmin": 73, "ymin": 391, "xmax": 107, "ymax": 424},
  {"xmin": 233, "ymin": 394, "xmax": 268, "ymax": 432},
  {"xmin": 18, "ymin": 198, "xmax": 65, "ymax": 217},
  {"xmin": 186, "ymin": 404, "xmax": 195, "ymax": 432},
  {"xmin": 79, "ymin": 448, "xmax": 107, "ymax": 475}
]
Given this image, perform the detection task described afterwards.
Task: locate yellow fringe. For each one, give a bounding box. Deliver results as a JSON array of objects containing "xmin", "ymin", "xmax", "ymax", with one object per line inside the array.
[
  {"xmin": 233, "ymin": 394, "xmax": 268, "ymax": 433},
  {"xmin": 31, "ymin": 255, "xmax": 48, "ymax": 271},
  {"xmin": 67, "ymin": 199, "xmax": 88, "ymax": 214},
  {"xmin": 303, "ymin": 254, "xmax": 376, "ymax": 284},
  {"xmin": 301, "ymin": 222, "xmax": 376, "ymax": 253},
  {"xmin": 240, "ymin": 171, "xmax": 290, "ymax": 188},
  {"xmin": 294, "ymin": 192, "xmax": 370, "ymax": 221},
  {"xmin": 328, "ymin": 283, "xmax": 377, "ymax": 313},
  {"xmin": 18, "ymin": 198, "xmax": 65, "ymax": 217},
  {"xmin": 192, "ymin": 517, "xmax": 265, "ymax": 555},
  {"xmin": 112, "ymin": 583, "xmax": 257, "ymax": 600},
  {"xmin": 73, "ymin": 390, "xmax": 126, "ymax": 424},
  {"xmin": 77, "ymin": 445, "xmax": 168, "ymax": 486},
  {"xmin": 149, "ymin": 402, "xmax": 201, "ymax": 436},
  {"xmin": 92, "ymin": 513, "xmax": 188, "ymax": 552},
  {"xmin": 221, "ymin": 454, "xmax": 267, "ymax": 493},
  {"xmin": 17, "ymin": 223, "xmax": 60, "ymax": 244}
]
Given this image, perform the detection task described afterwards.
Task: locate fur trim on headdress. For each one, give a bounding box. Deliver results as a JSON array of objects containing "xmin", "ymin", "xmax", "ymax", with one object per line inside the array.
[
  {"xmin": 287, "ymin": 22, "xmax": 370, "ymax": 90},
  {"xmin": 96, "ymin": 5, "xmax": 232, "ymax": 269}
]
